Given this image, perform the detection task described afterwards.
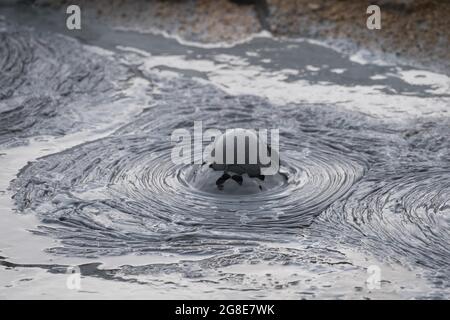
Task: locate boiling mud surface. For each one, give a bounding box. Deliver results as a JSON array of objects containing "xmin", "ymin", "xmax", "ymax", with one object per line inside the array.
[{"xmin": 0, "ymin": 5, "xmax": 449, "ymax": 299}]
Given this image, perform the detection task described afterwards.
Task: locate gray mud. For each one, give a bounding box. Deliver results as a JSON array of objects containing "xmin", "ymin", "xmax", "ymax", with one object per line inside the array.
[
  {"xmin": 0, "ymin": 15, "xmax": 136, "ymax": 147},
  {"xmin": 0, "ymin": 4, "xmax": 449, "ymax": 299}
]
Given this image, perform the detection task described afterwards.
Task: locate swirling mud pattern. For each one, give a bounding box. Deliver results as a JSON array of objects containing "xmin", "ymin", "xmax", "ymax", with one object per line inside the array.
[
  {"xmin": 0, "ymin": 19, "xmax": 132, "ymax": 147},
  {"xmin": 1, "ymin": 7, "xmax": 450, "ymax": 298},
  {"xmin": 11, "ymin": 73, "xmax": 450, "ymax": 270},
  {"xmin": 12, "ymin": 78, "xmax": 370, "ymax": 255}
]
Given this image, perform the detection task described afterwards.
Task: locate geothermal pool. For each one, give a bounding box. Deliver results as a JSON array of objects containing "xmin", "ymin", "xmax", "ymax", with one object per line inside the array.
[{"xmin": 0, "ymin": 5, "xmax": 449, "ymax": 299}]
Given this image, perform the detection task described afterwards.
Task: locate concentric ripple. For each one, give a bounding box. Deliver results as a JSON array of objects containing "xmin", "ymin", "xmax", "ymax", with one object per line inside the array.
[
  {"xmin": 4, "ymin": 16, "xmax": 449, "ymax": 288},
  {"xmin": 11, "ymin": 72, "xmax": 371, "ymax": 256}
]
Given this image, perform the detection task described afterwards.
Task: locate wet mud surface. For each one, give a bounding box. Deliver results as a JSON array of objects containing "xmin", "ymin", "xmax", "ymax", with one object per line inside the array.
[
  {"xmin": 0, "ymin": 5, "xmax": 449, "ymax": 299},
  {"xmin": 0, "ymin": 17, "xmax": 138, "ymax": 147}
]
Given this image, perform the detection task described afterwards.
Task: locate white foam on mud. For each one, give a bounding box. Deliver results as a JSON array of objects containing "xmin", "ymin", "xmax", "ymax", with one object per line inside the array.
[
  {"xmin": 395, "ymin": 69, "xmax": 450, "ymax": 95},
  {"xmin": 306, "ymin": 65, "xmax": 321, "ymax": 72},
  {"xmin": 132, "ymin": 52, "xmax": 450, "ymax": 119},
  {"xmin": 2, "ymin": 25, "xmax": 448, "ymax": 298},
  {"xmin": 115, "ymin": 26, "xmax": 273, "ymax": 49},
  {"xmin": 330, "ymin": 68, "xmax": 346, "ymax": 74},
  {"xmin": 370, "ymin": 74, "xmax": 388, "ymax": 80},
  {"xmin": 116, "ymin": 45, "xmax": 152, "ymax": 57}
]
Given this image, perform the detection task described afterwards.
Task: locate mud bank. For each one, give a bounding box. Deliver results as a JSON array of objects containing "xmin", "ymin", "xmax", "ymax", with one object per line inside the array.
[{"xmin": 27, "ymin": 0, "xmax": 450, "ymax": 73}]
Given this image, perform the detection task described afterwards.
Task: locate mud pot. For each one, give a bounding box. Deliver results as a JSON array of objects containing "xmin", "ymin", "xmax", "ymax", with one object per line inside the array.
[{"xmin": 0, "ymin": 4, "xmax": 449, "ymax": 299}]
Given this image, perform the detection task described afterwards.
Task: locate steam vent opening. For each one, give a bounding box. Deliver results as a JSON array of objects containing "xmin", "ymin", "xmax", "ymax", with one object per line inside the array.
[{"xmin": 188, "ymin": 129, "xmax": 287, "ymax": 195}]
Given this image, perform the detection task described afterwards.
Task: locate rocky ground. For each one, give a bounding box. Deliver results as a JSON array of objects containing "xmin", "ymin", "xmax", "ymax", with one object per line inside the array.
[
  {"xmin": 265, "ymin": 0, "xmax": 450, "ymax": 73},
  {"xmin": 27, "ymin": 0, "xmax": 450, "ymax": 73}
]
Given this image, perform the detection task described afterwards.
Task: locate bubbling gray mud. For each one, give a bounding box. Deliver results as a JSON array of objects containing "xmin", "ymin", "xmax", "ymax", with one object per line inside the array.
[
  {"xmin": 11, "ymin": 74, "xmax": 368, "ymax": 256},
  {"xmin": 1, "ymin": 5, "xmax": 450, "ymax": 296},
  {"xmin": 10, "ymin": 70, "xmax": 450, "ymax": 283}
]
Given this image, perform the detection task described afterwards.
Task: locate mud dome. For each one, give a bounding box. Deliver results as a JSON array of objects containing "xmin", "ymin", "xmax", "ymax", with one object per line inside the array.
[
  {"xmin": 11, "ymin": 73, "xmax": 367, "ymax": 256},
  {"xmin": 1, "ymin": 5, "xmax": 450, "ymax": 298},
  {"xmin": 11, "ymin": 69, "xmax": 450, "ymax": 279}
]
